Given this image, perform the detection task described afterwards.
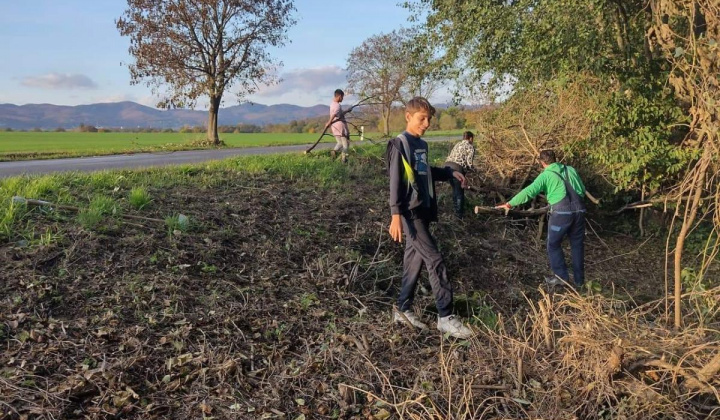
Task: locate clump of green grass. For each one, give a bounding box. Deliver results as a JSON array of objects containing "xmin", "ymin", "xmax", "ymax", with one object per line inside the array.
[
  {"xmin": 0, "ymin": 199, "xmax": 25, "ymax": 241},
  {"xmin": 165, "ymin": 213, "xmax": 190, "ymax": 235},
  {"xmin": 77, "ymin": 195, "xmax": 117, "ymax": 230},
  {"xmin": 85, "ymin": 173, "xmax": 124, "ymax": 191},
  {"xmin": 129, "ymin": 187, "xmax": 152, "ymax": 210},
  {"xmin": 77, "ymin": 208, "xmax": 103, "ymax": 230},
  {"xmin": 34, "ymin": 227, "xmax": 62, "ymax": 247},
  {"xmin": 24, "ymin": 177, "xmax": 62, "ymax": 198},
  {"xmin": 90, "ymin": 196, "xmax": 117, "ymax": 216},
  {"xmin": 455, "ymin": 292, "xmax": 499, "ymax": 330}
]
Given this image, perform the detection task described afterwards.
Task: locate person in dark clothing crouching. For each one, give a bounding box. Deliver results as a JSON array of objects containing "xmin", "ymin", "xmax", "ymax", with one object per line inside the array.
[{"xmin": 444, "ymin": 131, "xmax": 476, "ymax": 218}]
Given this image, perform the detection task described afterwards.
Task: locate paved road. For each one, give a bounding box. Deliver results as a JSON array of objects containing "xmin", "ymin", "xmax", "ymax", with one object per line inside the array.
[{"xmin": 0, "ymin": 136, "xmax": 454, "ymax": 178}]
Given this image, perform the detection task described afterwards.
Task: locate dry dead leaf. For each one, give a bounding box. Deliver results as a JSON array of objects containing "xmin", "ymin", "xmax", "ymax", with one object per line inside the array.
[
  {"xmin": 199, "ymin": 401, "xmax": 213, "ymax": 414},
  {"xmin": 374, "ymin": 408, "xmax": 391, "ymax": 420}
]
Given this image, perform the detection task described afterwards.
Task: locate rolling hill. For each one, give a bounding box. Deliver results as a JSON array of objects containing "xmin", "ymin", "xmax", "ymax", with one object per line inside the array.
[{"xmin": 0, "ymin": 101, "xmax": 329, "ymax": 130}]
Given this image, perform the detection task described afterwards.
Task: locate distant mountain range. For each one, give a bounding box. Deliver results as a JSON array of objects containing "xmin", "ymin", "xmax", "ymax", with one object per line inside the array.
[{"xmin": 0, "ymin": 101, "xmax": 329, "ymax": 130}]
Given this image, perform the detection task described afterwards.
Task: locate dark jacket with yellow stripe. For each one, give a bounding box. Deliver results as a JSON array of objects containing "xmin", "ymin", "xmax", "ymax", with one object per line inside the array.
[{"xmin": 386, "ymin": 132, "xmax": 455, "ymax": 221}]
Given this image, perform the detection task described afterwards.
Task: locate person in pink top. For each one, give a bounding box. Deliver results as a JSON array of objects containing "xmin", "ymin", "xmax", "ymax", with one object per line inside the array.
[{"xmin": 325, "ymin": 89, "xmax": 350, "ymax": 163}]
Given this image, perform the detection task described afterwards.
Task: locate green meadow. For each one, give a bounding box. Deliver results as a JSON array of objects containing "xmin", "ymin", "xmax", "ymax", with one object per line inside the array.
[
  {"xmin": 0, "ymin": 130, "xmax": 463, "ymax": 161},
  {"xmin": 0, "ymin": 131, "xmax": 323, "ymax": 161}
]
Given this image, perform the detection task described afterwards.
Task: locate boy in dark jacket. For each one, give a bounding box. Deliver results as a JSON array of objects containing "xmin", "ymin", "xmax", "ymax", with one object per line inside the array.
[{"xmin": 386, "ymin": 97, "xmax": 473, "ymax": 339}]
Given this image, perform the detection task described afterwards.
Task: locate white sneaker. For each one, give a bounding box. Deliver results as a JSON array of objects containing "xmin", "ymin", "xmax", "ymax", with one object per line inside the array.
[
  {"xmin": 393, "ymin": 310, "xmax": 429, "ymax": 330},
  {"xmin": 437, "ymin": 315, "xmax": 474, "ymax": 339}
]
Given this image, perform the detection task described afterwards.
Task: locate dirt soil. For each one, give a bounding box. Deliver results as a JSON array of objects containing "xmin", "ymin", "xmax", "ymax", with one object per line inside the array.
[{"xmin": 0, "ymin": 158, "xmax": 671, "ymax": 419}]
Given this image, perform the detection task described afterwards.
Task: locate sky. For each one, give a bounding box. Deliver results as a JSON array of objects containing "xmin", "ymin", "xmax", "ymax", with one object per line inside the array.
[{"xmin": 0, "ymin": 1, "xmax": 424, "ymax": 109}]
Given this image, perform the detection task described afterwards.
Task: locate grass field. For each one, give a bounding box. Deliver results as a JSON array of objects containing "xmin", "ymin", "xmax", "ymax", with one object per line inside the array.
[{"xmin": 0, "ymin": 129, "xmax": 464, "ymax": 161}]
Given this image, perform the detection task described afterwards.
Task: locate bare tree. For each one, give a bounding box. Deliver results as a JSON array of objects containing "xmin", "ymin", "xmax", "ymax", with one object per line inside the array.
[
  {"xmin": 403, "ymin": 70, "xmax": 442, "ymax": 101},
  {"xmin": 346, "ymin": 29, "xmax": 413, "ymax": 137},
  {"xmin": 117, "ymin": 0, "xmax": 296, "ymax": 145}
]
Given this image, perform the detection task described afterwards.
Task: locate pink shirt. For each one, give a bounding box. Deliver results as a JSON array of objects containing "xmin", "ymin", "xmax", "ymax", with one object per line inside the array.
[{"xmin": 329, "ymin": 101, "xmax": 348, "ymax": 137}]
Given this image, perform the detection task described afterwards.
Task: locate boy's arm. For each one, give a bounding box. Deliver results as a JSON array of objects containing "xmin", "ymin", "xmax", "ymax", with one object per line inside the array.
[
  {"xmin": 387, "ymin": 141, "xmax": 404, "ymax": 215},
  {"xmin": 431, "ymin": 165, "xmax": 454, "ymax": 182},
  {"xmin": 387, "ymin": 141, "xmax": 404, "ymax": 242},
  {"xmin": 508, "ymin": 172, "xmax": 547, "ymax": 207},
  {"xmin": 432, "ymin": 165, "xmax": 466, "ymax": 188}
]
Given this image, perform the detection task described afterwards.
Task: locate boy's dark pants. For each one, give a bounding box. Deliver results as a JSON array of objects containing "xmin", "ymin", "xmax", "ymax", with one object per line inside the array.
[
  {"xmin": 397, "ymin": 214, "xmax": 453, "ymax": 317},
  {"xmin": 547, "ymin": 211, "xmax": 585, "ymax": 286}
]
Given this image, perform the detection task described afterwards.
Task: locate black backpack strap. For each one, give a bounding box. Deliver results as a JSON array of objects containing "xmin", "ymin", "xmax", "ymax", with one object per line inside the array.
[{"xmin": 548, "ymin": 166, "xmax": 586, "ymax": 211}]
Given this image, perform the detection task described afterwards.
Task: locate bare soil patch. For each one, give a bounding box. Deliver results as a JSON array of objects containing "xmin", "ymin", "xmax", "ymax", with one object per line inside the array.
[{"xmin": 0, "ymin": 155, "xmax": 709, "ymax": 419}]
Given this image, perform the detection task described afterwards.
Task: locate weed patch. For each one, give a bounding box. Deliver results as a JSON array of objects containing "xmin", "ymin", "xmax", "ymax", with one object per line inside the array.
[{"xmin": 128, "ymin": 186, "xmax": 152, "ymax": 209}]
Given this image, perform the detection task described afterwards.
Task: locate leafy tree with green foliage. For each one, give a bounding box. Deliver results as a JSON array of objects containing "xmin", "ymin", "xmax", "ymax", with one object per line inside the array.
[
  {"xmin": 585, "ymin": 76, "xmax": 693, "ymax": 193},
  {"xmin": 406, "ymin": 0, "xmax": 689, "ymax": 194},
  {"xmin": 407, "ymin": 0, "xmax": 650, "ymax": 92}
]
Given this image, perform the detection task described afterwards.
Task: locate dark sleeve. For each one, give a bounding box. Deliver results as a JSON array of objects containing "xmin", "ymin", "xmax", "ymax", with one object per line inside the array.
[
  {"xmin": 431, "ymin": 165, "xmax": 454, "ymax": 182},
  {"xmin": 387, "ymin": 140, "xmax": 404, "ymax": 215}
]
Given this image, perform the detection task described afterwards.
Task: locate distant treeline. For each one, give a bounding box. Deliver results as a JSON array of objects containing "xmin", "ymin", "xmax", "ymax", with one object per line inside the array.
[{"xmin": 2, "ymin": 106, "xmax": 470, "ymax": 134}]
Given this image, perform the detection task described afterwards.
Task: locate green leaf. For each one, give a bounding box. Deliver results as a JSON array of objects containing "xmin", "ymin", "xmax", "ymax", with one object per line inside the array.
[{"xmin": 17, "ymin": 330, "xmax": 30, "ymax": 342}]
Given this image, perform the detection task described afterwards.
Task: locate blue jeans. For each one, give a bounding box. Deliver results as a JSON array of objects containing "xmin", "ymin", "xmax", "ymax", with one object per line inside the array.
[{"xmin": 547, "ymin": 210, "xmax": 585, "ymax": 287}]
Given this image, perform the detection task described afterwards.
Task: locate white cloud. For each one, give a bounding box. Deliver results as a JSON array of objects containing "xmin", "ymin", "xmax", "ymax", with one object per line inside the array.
[
  {"xmin": 254, "ymin": 66, "xmax": 347, "ymax": 98},
  {"xmin": 21, "ymin": 73, "xmax": 98, "ymax": 90}
]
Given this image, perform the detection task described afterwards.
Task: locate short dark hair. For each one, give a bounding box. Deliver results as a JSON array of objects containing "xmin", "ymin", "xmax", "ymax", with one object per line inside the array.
[
  {"xmin": 463, "ymin": 131, "xmax": 474, "ymax": 140},
  {"xmin": 538, "ymin": 150, "xmax": 556, "ymax": 164},
  {"xmin": 405, "ymin": 96, "xmax": 436, "ymax": 117},
  {"xmin": 334, "ymin": 89, "xmax": 344, "ymax": 97}
]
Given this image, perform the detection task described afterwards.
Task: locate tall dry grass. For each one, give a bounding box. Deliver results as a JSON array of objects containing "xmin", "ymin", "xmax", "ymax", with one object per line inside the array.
[{"xmin": 353, "ymin": 288, "xmax": 720, "ymax": 419}]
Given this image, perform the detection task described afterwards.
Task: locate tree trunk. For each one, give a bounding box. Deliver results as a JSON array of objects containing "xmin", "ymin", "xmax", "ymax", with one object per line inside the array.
[
  {"xmin": 673, "ymin": 145, "xmax": 710, "ymax": 328},
  {"xmin": 382, "ymin": 105, "xmax": 391, "ymax": 136},
  {"xmin": 207, "ymin": 95, "xmax": 222, "ymax": 145}
]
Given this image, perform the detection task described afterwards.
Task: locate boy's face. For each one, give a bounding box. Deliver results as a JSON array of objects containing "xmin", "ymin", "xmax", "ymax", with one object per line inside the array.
[
  {"xmin": 405, "ymin": 110, "xmax": 432, "ymax": 137},
  {"xmin": 335, "ymin": 94, "xmax": 344, "ymax": 103}
]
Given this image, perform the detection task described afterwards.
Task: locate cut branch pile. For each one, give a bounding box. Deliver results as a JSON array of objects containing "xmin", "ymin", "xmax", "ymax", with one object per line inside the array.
[{"xmin": 470, "ymin": 75, "xmax": 599, "ymax": 193}]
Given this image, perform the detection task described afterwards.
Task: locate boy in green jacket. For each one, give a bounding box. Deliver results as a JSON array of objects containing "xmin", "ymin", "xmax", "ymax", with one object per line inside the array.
[{"xmin": 496, "ymin": 150, "xmax": 586, "ymax": 288}]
